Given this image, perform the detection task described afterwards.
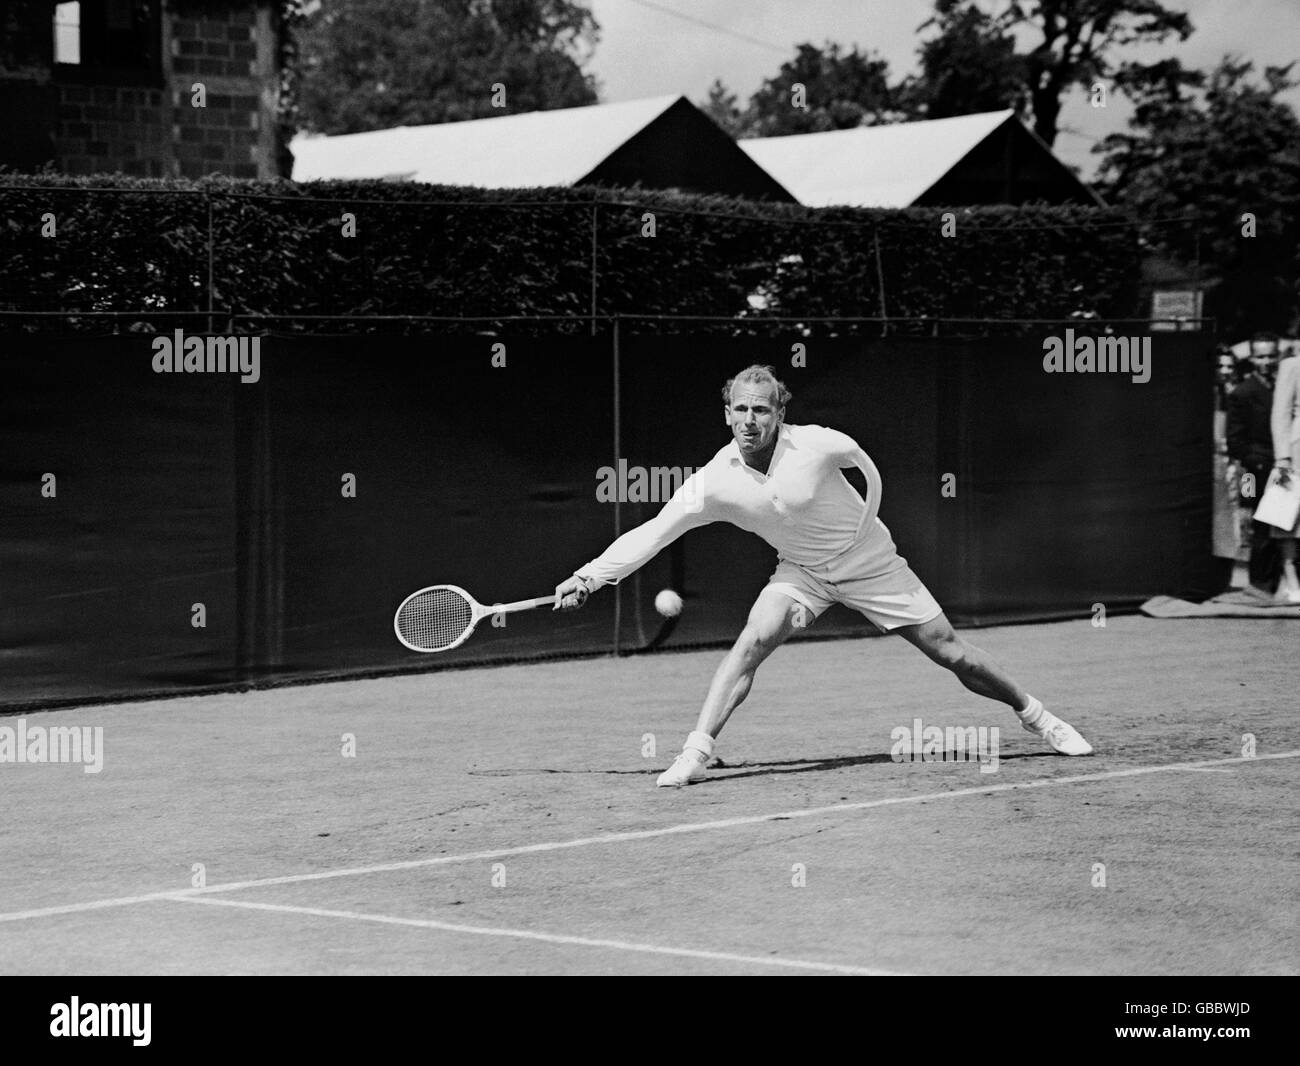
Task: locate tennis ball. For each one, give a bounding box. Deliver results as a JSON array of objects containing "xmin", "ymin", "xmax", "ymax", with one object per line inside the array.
[{"xmin": 654, "ymin": 589, "xmax": 683, "ymax": 617}]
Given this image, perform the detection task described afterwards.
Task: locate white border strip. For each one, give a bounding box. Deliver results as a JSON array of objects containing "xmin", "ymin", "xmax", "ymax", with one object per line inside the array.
[
  {"xmin": 1, "ymin": 751, "xmax": 1293, "ymax": 926},
  {"xmin": 172, "ymin": 895, "xmax": 904, "ymax": 975}
]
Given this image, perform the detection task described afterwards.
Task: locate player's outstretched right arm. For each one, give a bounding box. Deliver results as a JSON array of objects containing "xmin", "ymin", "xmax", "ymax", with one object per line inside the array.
[{"xmin": 553, "ymin": 472, "xmax": 714, "ymax": 611}]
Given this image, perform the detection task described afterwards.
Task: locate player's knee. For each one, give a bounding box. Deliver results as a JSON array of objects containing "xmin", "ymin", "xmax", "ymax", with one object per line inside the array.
[
  {"xmin": 736, "ymin": 621, "xmax": 781, "ymax": 662},
  {"xmin": 934, "ymin": 635, "xmax": 972, "ymax": 672},
  {"xmin": 745, "ymin": 595, "xmax": 797, "ymax": 644},
  {"xmin": 736, "ymin": 624, "xmax": 768, "ymax": 656}
]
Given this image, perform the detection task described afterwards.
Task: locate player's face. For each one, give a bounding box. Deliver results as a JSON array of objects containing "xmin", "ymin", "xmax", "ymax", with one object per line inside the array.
[{"xmin": 726, "ymin": 382, "xmax": 783, "ymax": 456}]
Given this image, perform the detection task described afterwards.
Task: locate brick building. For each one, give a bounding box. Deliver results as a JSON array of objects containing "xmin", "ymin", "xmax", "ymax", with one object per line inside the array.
[{"xmin": 0, "ymin": 1, "xmax": 286, "ymax": 178}]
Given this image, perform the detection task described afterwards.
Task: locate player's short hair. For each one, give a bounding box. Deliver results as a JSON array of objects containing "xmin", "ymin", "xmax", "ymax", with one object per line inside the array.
[{"xmin": 722, "ymin": 365, "xmax": 792, "ymax": 409}]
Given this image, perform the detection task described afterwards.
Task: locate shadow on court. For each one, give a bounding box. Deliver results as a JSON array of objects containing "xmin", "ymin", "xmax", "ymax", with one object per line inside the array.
[{"xmin": 469, "ymin": 749, "xmax": 1057, "ymax": 781}]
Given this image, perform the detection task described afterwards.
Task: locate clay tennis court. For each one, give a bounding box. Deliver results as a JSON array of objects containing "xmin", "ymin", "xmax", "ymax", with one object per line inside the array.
[{"xmin": 1, "ymin": 613, "xmax": 1295, "ymax": 976}]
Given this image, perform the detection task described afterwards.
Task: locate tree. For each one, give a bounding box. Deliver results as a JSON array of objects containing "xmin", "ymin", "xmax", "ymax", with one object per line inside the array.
[
  {"xmin": 906, "ymin": 1, "xmax": 1192, "ymax": 145},
  {"xmin": 1096, "ymin": 57, "xmax": 1300, "ymax": 335},
  {"xmin": 903, "ymin": 0, "xmax": 1028, "ymax": 119},
  {"xmin": 740, "ymin": 42, "xmax": 908, "ymax": 137},
  {"xmin": 699, "ymin": 77, "xmax": 745, "ymax": 138},
  {"xmin": 293, "ymin": 0, "xmax": 600, "ymax": 135},
  {"xmin": 723, "ymin": 2, "xmax": 1193, "ymax": 145},
  {"xmin": 1014, "ymin": 0, "xmax": 1193, "ymax": 146}
]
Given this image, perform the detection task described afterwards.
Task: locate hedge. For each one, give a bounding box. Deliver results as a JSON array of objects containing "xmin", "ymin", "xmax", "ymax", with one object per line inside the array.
[{"xmin": 0, "ymin": 173, "xmax": 1143, "ymax": 334}]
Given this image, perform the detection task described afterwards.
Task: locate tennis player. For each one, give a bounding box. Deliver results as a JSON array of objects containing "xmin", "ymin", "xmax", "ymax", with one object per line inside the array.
[{"xmin": 555, "ymin": 365, "xmax": 1093, "ymax": 787}]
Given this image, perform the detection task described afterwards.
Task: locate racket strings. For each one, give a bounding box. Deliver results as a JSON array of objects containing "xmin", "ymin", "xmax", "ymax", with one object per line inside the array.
[{"xmin": 397, "ymin": 588, "xmax": 474, "ymax": 650}]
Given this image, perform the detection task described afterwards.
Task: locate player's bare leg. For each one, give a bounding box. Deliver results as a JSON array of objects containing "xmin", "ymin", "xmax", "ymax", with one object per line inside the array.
[
  {"xmin": 894, "ymin": 613, "xmax": 1092, "ymax": 755},
  {"xmin": 893, "ymin": 613, "xmax": 1025, "ymax": 706},
  {"xmin": 657, "ymin": 588, "xmax": 803, "ymax": 787}
]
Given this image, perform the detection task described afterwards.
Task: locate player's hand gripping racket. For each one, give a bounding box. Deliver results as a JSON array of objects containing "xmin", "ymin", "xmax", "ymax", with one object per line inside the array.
[{"xmin": 394, "ymin": 585, "xmax": 556, "ymax": 653}]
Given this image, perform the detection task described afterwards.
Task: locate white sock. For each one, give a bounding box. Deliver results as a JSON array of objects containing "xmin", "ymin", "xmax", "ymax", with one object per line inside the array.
[
  {"xmin": 1016, "ymin": 695, "xmax": 1052, "ymax": 729},
  {"xmin": 683, "ymin": 730, "xmax": 715, "ymax": 759}
]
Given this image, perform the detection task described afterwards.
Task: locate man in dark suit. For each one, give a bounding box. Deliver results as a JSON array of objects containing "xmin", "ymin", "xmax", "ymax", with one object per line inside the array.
[{"xmin": 1227, "ymin": 334, "xmax": 1282, "ymax": 594}]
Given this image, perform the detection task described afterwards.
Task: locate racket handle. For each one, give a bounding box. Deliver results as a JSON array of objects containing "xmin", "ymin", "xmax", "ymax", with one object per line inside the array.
[{"xmin": 494, "ymin": 595, "xmax": 558, "ymax": 613}]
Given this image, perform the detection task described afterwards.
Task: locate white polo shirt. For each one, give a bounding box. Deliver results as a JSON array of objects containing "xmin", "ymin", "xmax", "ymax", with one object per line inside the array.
[{"xmin": 576, "ymin": 423, "xmax": 909, "ymax": 589}]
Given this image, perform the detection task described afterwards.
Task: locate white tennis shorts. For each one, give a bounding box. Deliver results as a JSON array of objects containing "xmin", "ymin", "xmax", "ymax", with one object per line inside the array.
[{"xmin": 766, "ymin": 549, "xmax": 944, "ymax": 632}]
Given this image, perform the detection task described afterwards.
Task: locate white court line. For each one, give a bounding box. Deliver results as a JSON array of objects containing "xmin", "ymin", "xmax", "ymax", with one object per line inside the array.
[
  {"xmin": 0, "ymin": 750, "xmax": 1294, "ymax": 926},
  {"xmin": 170, "ymin": 895, "xmax": 904, "ymax": 976}
]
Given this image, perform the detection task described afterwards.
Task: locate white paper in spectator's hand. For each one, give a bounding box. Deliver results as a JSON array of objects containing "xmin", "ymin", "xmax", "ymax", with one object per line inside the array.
[{"xmin": 1254, "ymin": 470, "xmax": 1300, "ymax": 530}]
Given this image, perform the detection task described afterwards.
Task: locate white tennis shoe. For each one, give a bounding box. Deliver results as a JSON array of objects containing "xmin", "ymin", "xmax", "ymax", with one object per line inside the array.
[
  {"xmin": 656, "ymin": 748, "xmax": 711, "ymax": 787},
  {"xmin": 1023, "ymin": 716, "xmax": 1093, "ymax": 755}
]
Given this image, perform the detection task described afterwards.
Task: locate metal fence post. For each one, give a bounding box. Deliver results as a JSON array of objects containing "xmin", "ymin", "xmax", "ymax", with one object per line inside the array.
[
  {"xmin": 206, "ymin": 187, "xmax": 214, "ymax": 334},
  {"xmin": 590, "ymin": 200, "xmax": 599, "ymax": 337},
  {"xmin": 873, "ymin": 230, "xmax": 888, "ymax": 338},
  {"xmin": 611, "ymin": 313, "xmax": 621, "ymax": 655}
]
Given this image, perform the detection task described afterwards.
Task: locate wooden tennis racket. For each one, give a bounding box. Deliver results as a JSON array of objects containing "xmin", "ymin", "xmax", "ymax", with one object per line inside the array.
[{"xmin": 394, "ymin": 584, "xmax": 556, "ymax": 653}]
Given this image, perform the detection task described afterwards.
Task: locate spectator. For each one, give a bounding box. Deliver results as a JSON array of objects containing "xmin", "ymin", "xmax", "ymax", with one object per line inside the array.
[
  {"xmin": 1211, "ymin": 345, "xmax": 1247, "ymax": 590},
  {"xmin": 1226, "ymin": 333, "xmax": 1282, "ymax": 596},
  {"xmin": 1215, "ymin": 344, "xmax": 1245, "ymax": 410},
  {"xmin": 1270, "ymin": 348, "xmax": 1300, "ymax": 601}
]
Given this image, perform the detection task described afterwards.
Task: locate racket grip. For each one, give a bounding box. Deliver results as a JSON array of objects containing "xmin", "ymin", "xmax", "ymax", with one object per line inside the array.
[{"xmin": 496, "ymin": 595, "xmax": 558, "ymax": 612}]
